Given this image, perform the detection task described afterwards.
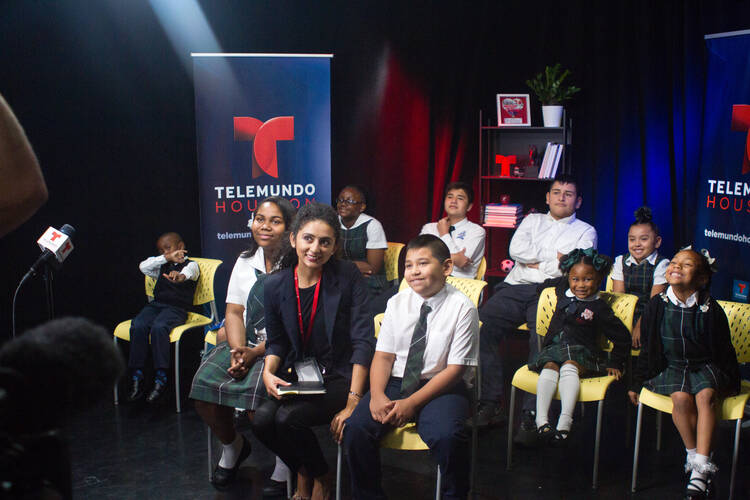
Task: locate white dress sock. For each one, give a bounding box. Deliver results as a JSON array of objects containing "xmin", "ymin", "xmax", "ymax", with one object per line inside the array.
[
  {"xmin": 218, "ymin": 432, "xmax": 244, "ymax": 468},
  {"xmin": 535, "ymin": 368, "xmax": 560, "ymax": 428},
  {"xmin": 556, "ymin": 363, "xmax": 580, "ymax": 432},
  {"xmin": 270, "ymin": 456, "xmax": 290, "ymax": 482},
  {"xmin": 688, "ymin": 453, "xmax": 714, "ymax": 492},
  {"xmin": 685, "ymin": 447, "xmax": 696, "ymax": 470}
]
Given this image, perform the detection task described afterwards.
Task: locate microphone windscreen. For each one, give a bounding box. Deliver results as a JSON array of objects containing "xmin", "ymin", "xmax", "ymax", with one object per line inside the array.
[{"xmin": 59, "ymin": 224, "xmax": 76, "ymax": 238}]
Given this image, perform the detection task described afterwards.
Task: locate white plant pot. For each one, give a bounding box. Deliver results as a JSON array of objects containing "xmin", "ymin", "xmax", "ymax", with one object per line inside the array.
[{"xmin": 542, "ymin": 105, "xmax": 564, "ymax": 127}]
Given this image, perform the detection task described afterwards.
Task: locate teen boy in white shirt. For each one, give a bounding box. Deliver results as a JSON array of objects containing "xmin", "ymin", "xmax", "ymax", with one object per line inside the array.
[
  {"xmin": 476, "ymin": 174, "xmax": 597, "ymax": 433},
  {"xmin": 421, "ymin": 181, "xmax": 486, "ymax": 279}
]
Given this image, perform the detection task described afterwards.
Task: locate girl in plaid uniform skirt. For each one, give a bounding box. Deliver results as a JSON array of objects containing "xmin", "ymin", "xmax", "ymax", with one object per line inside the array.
[
  {"xmin": 190, "ymin": 197, "xmax": 296, "ymax": 491},
  {"xmin": 629, "ymin": 248, "xmax": 740, "ymax": 499},
  {"xmin": 529, "ymin": 248, "xmax": 631, "ymax": 445}
]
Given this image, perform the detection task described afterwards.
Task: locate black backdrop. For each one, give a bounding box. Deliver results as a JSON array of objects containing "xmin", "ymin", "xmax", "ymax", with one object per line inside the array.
[{"xmin": 2, "ymin": 0, "xmax": 749, "ymax": 338}]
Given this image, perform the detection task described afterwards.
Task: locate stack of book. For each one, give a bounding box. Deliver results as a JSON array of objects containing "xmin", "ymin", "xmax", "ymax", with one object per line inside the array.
[
  {"xmin": 538, "ymin": 142, "xmax": 564, "ymax": 179},
  {"xmin": 484, "ymin": 203, "xmax": 523, "ymax": 228}
]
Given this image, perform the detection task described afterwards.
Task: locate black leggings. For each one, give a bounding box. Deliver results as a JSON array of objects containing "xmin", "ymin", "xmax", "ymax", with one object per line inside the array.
[{"xmin": 250, "ymin": 376, "xmax": 349, "ymax": 477}]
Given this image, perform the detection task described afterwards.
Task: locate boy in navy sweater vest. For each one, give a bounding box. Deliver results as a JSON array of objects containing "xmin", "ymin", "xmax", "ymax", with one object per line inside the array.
[{"xmin": 128, "ymin": 232, "xmax": 199, "ymax": 403}]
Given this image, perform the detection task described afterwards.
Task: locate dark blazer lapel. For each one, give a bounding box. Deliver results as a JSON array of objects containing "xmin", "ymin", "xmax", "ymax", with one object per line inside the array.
[
  {"xmin": 278, "ymin": 269, "xmax": 302, "ymax": 355},
  {"xmin": 322, "ymin": 263, "xmax": 341, "ymax": 346}
]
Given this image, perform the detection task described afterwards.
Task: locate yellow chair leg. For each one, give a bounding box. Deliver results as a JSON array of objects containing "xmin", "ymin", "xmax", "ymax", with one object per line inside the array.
[
  {"xmin": 336, "ymin": 444, "xmax": 342, "ymax": 500},
  {"xmin": 631, "ymin": 402, "xmax": 644, "ymax": 493},
  {"xmin": 730, "ymin": 418, "xmax": 741, "ymax": 500},
  {"xmin": 506, "ymin": 386, "xmax": 517, "ymax": 471},
  {"xmin": 655, "ymin": 411, "xmax": 662, "ymax": 451},
  {"xmin": 113, "ymin": 337, "xmax": 120, "ymax": 405},
  {"xmin": 175, "ymin": 338, "xmax": 182, "ymax": 413}
]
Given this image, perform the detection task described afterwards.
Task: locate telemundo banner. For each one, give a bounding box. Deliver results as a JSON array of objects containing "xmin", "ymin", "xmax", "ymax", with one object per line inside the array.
[
  {"xmin": 695, "ymin": 33, "xmax": 750, "ymax": 302},
  {"xmin": 193, "ymin": 53, "xmax": 332, "ymax": 311}
]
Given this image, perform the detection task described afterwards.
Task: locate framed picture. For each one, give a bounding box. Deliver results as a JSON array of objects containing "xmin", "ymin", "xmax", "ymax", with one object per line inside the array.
[{"xmin": 496, "ymin": 94, "xmax": 531, "ymax": 126}]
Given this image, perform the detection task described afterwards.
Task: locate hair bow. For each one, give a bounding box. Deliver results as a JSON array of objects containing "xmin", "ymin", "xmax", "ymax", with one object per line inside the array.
[
  {"xmin": 559, "ymin": 248, "xmax": 611, "ymax": 273},
  {"xmin": 680, "ymin": 245, "xmax": 719, "ymax": 273}
]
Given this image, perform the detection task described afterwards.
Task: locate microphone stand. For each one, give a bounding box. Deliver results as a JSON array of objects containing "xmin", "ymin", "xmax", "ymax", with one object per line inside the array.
[{"xmin": 42, "ymin": 263, "xmax": 55, "ymax": 320}]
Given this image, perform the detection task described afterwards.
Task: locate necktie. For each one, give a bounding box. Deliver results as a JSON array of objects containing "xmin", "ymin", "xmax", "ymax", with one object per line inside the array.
[
  {"xmin": 400, "ymin": 302, "xmax": 432, "ymax": 397},
  {"xmin": 449, "ymin": 225, "xmax": 455, "ymax": 234}
]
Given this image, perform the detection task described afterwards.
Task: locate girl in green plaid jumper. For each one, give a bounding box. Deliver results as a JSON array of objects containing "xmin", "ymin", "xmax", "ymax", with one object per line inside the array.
[
  {"xmin": 189, "ymin": 197, "xmax": 296, "ymax": 491},
  {"xmin": 612, "ymin": 207, "xmax": 668, "ymax": 348},
  {"xmin": 530, "ymin": 248, "xmax": 631, "ymax": 445},
  {"xmin": 629, "ymin": 248, "xmax": 740, "ymax": 499}
]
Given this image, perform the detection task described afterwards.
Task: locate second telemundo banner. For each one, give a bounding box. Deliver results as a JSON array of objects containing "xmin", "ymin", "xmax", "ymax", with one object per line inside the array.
[
  {"xmin": 193, "ymin": 54, "xmax": 332, "ymax": 310},
  {"xmin": 694, "ymin": 34, "xmax": 750, "ymax": 302}
]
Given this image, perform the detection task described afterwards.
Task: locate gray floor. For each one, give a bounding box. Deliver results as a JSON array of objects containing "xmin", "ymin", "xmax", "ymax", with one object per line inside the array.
[{"xmin": 68, "ymin": 385, "xmax": 750, "ymax": 499}]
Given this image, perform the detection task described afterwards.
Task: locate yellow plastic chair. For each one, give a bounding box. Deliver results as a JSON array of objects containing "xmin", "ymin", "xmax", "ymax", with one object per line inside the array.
[
  {"xmin": 475, "ymin": 256, "xmax": 487, "ymax": 280},
  {"xmin": 336, "ymin": 282, "xmax": 486, "ymax": 500},
  {"xmin": 506, "ymin": 287, "xmax": 638, "ymax": 489},
  {"xmin": 631, "ymin": 300, "xmax": 750, "ymax": 499},
  {"xmin": 398, "ymin": 276, "xmax": 487, "ymax": 308},
  {"xmin": 385, "ymin": 242, "xmax": 405, "ymax": 283},
  {"xmin": 113, "ymin": 257, "xmax": 222, "ymax": 413}
]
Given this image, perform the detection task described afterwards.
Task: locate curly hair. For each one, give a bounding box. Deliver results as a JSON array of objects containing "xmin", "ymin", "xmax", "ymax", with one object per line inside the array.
[{"xmin": 279, "ymin": 202, "xmax": 340, "ymax": 269}]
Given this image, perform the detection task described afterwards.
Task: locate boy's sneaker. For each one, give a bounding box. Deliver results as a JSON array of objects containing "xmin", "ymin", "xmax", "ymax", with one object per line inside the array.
[{"xmin": 470, "ymin": 401, "xmax": 506, "ymax": 427}]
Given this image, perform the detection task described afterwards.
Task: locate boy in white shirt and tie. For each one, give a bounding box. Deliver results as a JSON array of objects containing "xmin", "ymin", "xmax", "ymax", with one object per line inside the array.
[
  {"xmin": 343, "ymin": 234, "xmax": 479, "ymax": 500},
  {"xmin": 476, "ymin": 175, "xmax": 597, "ymax": 435}
]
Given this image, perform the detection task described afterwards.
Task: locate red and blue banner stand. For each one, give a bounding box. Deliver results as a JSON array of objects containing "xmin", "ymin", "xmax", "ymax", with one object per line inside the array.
[{"xmin": 192, "ymin": 53, "xmax": 332, "ymax": 311}]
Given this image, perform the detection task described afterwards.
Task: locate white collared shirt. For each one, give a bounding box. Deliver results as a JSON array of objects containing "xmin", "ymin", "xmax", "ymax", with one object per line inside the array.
[
  {"xmin": 611, "ymin": 251, "xmax": 668, "ymax": 284},
  {"xmin": 564, "ymin": 288, "xmax": 600, "ymax": 302},
  {"xmin": 376, "ymin": 284, "xmax": 479, "ymax": 380},
  {"xmin": 420, "ymin": 218, "xmax": 486, "ymax": 278},
  {"xmin": 139, "ymin": 255, "xmax": 200, "ymax": 281},
  {"xmin": 226, "ymin": 247, "xmax": 266, "ymax": 306},
  {"xmin": 338, "ymin": 213, "xmax": 388, "ymax": 249},
  {"xmin": 504, "ymin": 212, "xmax": 597, "ymax": 285},
  {"xmin": 665, "ymin": 286, "xmax": 699, "ymax": 308}
]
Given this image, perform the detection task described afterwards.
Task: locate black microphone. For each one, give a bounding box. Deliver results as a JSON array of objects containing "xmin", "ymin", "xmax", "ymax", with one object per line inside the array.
[{"xmin": 21, "ymin": 224, "xmax": 76, "ymax": 284}]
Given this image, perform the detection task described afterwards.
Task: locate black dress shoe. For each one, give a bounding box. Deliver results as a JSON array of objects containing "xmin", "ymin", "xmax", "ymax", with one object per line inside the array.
[
  {"xmin": 146, "ymin": 381, "xmax": 167, "ymax": 403},
  {"xmin": 262, "ymin": 477, "xmax": 288, "ymax": 497},
  {"xmin": 210, "ymin": 436, "xmax": 252, "ymax": 490},
  {"xmin": 127, "ymin": 378, "xmax": 145, "ymax": 402}
]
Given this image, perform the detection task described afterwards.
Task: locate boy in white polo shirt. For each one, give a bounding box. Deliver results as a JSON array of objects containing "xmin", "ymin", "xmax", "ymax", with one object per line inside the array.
[
  {"xmin": 420, "ymin": 181, "xmax": 486, "ymax": 279},
  {"xmin": 343, "ymin": 234, "xmax": 479, "ymax": 500}
]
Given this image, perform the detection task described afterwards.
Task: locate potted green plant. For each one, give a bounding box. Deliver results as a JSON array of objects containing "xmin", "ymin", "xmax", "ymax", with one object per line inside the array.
[{"xmin": 526, "ymin": 63, "xmax": 580, "ymax": 127}]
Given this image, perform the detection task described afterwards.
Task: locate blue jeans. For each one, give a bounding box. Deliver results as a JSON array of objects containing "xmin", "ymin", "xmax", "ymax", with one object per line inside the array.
[{"xmin": 343, "ymin": 377, "xmax": 470, "ymax": 500}]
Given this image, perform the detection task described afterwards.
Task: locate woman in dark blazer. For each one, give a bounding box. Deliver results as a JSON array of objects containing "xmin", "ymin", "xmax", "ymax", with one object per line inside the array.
[{"xmin": 252, "ymin": 202, "xmax": 375, "ymax": 500}]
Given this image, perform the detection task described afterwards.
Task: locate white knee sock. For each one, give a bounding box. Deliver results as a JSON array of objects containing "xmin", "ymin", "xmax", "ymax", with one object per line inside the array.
[
  {"xmin": 556, "ymin": 363, "xmax": 580, "ymax": 432},
  {"xmin": 270, "ymin": 455, "xmax": 290, "ymax": 482},
  {"xmin": 535, "ymin": 368, "xmax": 559, "ymax": 428},
  {"xmin": 218, "ymin": 432, "xmax": 244, "ymax": 468}
]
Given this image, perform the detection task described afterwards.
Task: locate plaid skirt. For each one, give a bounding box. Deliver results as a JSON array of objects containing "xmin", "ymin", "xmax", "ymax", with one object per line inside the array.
[
  {"xmin": 645, "ymin": 362, "xmax": 732, "ymax": 396},
  {"xmin": 529, "ymin": 342, "xmax": 606, "ymax": 376},
  {"xmin": 189, "ymin": 341, "xmax": 268, "ymax": 410}
]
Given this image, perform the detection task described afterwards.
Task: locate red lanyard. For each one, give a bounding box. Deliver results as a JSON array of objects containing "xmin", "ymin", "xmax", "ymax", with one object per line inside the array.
[{"xmin": 294, "ymin": 266, "xmax": 322, "ymax": 348}]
